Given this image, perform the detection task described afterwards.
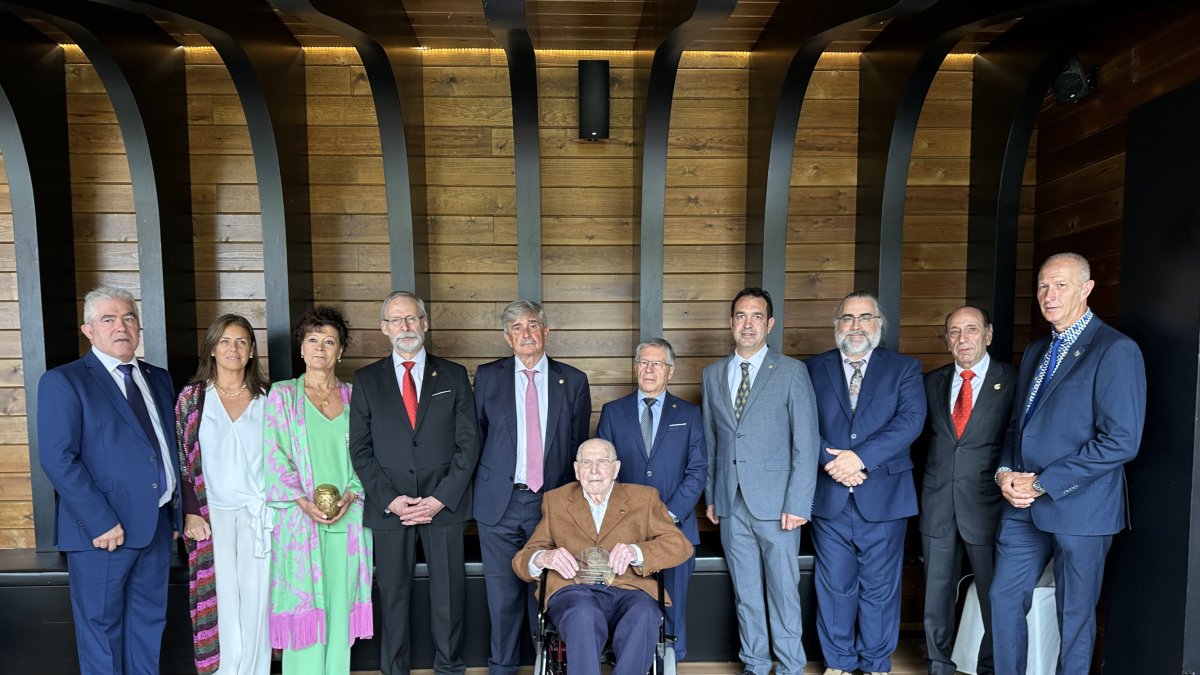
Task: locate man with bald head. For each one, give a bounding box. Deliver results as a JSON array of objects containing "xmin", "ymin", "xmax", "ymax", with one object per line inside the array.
[
  {"xmin": 514, "ymin": 438, "xmax": 692, "ymax": 675},
  {"xmin": 990, "ymin": 252, "xmax": 1146, "ymax": 675},
  {"xmin": 918, "ymin": 306, "xmax": 1015, "ymax": 675}
]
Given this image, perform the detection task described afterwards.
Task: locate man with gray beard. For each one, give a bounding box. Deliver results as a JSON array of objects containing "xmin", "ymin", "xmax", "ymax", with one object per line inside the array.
[
  {"xmin": 805, "ymin": 291, "xmax": 926, "ymax": 675},
  {"xmin": 350, "ymin": 290, "xmax": 481, "ymax": 675}
]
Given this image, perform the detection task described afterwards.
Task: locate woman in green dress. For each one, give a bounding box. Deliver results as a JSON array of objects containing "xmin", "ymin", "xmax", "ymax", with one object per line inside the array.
[{"xmin": 264, "ymin": 306, "xmax": 373, "ymax": 674}]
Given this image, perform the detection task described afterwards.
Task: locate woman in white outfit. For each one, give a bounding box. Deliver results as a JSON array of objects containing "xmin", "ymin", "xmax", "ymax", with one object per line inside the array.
[{"xmin": 176, "ymin": 313, "xmax": 273, "ymax": 675}]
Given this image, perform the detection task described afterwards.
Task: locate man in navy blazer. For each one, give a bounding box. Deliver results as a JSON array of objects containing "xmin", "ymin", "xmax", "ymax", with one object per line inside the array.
[
  {"xmin": 806, "ymin": 291, "xmax": 926, "ymax": 675},
  {"xmin": 990, "ymin": 253, "xmax": 1146, "ymax": 675},
  {"xmin": 473, "ymin": 299, "xmax": 592, "ymax": 675},
  {"xmin": 597, "ymin": 337, "xmax": 707, "ymax": 660},
  {"xmin": 37, "ymin": 286, "xmax": 180, "ymax": 675}
]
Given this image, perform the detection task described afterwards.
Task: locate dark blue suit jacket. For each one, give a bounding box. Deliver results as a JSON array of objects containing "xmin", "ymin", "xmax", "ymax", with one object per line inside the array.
[
  {"xmin": 806, "ymin": 347, "xmax": 926, "ymax": 523},
  {"xmin": 596, "ymin": 391, "xmax": 707, "ymax": 544},
  {"xmin": 37, "ymin": 351, "xmax": 180, "ymax": 551},
  {"xmin": 472, "ymin": 356, "xmax": 591, "ymax": 525},
  {"xmin": 1000, "ymin": 316, "xmax": 1146, "ymax": 536}
]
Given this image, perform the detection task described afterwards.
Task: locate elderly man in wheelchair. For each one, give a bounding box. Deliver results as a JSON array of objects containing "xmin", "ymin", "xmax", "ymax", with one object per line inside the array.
[{"xmin": 513, "ymin": 438, "xmax": 693, "ymax": 675}]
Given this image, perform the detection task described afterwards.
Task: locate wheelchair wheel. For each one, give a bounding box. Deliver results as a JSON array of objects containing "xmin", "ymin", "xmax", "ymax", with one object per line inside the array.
[
  {"xmin": 533, "ymin": 645, "xmax": 547, "ymax": 675},
  {"xmin": 657, "ymin": 643, "xmax": 676, "ymax": 675}
]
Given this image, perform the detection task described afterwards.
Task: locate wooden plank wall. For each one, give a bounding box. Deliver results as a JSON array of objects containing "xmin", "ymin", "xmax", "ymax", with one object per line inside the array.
[
  {"xmin": 0, "ymin": 45, "xmax": 1036, "ymax": 546},
  {"xmin": 1034, "ymin": 6, "xmax": 1200, "ymax": 328}
]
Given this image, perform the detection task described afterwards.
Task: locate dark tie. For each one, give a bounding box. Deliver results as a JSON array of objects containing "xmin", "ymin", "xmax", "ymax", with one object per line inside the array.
[
  {"xmin": 641, "ymin": 397, "xmax": 657, "ymax": 457},
  {"xmin": 848, "ymin": 359, "xmax": 865, "ymax": 413},
  {"xmin": 1024, "ymin": 335, "xmax": 1064, "ymax": 423},
  {"xmin": 952, "ymin": 369, "xmax": 975, "ymax": 438},
  {"xmin": 118, "ymin": 364, "xmax": 167, "ymax": 499},
  {"xmin": 734, "ymin": 362, "xmax": 751, "ymax": 421},
  {"xmin": 402, "ymin": 361, "xmax": 418, "ymax": 428}
]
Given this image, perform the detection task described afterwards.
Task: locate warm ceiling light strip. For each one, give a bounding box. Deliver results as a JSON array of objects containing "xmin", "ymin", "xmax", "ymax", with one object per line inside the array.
[{"xmin": 59, "ymin": 43, "xmax": 976, "ymax": 58}]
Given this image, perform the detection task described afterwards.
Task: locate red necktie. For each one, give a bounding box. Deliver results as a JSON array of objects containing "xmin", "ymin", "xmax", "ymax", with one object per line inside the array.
[
  {"xmin": 402, "ymin": 361, "xmax": 418, "ymax": 428},
  {"xmin": 952, "ymin": 369, "xmax": 975, "ymax": 438}
]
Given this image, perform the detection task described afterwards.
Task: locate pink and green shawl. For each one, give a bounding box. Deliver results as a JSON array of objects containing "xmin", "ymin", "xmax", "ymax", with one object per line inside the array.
[
  {"xmin": 176, "ymin": 382, "xmax": 219, "ymax": 674},
  {"xmin": 263, "ymin": 376, "xmax": 373, "ymax": 651}
]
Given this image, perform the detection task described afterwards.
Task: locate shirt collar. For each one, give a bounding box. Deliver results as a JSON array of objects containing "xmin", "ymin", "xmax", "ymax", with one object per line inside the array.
[
  {"xmin": 637, "ymin": 389, "xmax": 667, "ymax": 406},
  {"xmin": 584, "ymin": 482, "xmax": 616, "ymax": 508},
  {"xmin": 955, "ymin": 352, "xmax": 990, "ymax": 379},
  {"xmin": 1052, "ymin": 308, "xmax": 1093, "ymax": 343},
  {"xmin": 392, "ymin": 347, "xmax": 427, "ymax": 369},
  {"xmin": 92, "ymin": 346, "xmax": 135, "ymax": 373},
  {"xmin": 731, "ymin": 344, "xmax": 769, "ymax": 370},
  {"xmin": 514, "ymin": 353, "xmax": 549, "ymax": 376},
  {"xmin": 843, "ymin": 349, "xmax": 874, "ymax": 368}
]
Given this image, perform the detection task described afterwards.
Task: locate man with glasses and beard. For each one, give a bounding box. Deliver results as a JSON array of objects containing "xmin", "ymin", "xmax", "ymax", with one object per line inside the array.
[
  {"xmin": 805, "ymin": 291, "xmax": 926, "ymax": 675},
  {"xmin": 350, "ymin": 290, "xmax": 481, "ymax": 675}
]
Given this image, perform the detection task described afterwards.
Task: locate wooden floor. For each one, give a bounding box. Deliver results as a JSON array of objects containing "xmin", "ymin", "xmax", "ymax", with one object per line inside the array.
[{"xmin": 355, "ymin": 636, "xmax": 945, "ymax": 674}]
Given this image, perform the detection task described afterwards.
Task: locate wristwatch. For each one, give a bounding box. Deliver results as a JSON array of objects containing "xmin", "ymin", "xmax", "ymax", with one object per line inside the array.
[{"xmin": 1032, "ymin": 479, "xmax": 1046, "ymax": 495}]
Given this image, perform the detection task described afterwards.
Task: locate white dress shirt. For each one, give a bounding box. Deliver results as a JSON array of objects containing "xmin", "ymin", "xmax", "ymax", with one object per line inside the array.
[
  {"xmin": 514, "ymin": 354, "xmax": 549, "ymax": 484},
  {"xmin": 950, "ymin": 352, "xmax": 991, "ymax": 416},
  {"xmin": 91, "ymin": 346, "xmax": 176, "ymax": 506}
]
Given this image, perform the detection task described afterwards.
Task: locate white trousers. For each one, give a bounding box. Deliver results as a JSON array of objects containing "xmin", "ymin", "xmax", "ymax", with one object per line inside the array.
[{"xmin": 209, "ymin": 506, "xmax": 272, "ymax": 675}]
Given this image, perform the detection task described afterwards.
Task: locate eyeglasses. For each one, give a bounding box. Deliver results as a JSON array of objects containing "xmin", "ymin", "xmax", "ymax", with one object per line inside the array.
[
  {"xmin": 836, "ymin": 313, "xmax": 878, "ymax": 325},
  {"xmin": 385, "ymin": 315, "xmax": 425, "ymax": 328},
  {"xmin": 576, "ymin": 458, "xmax": 616, "ymax": 469},
  {"xmin": 635, "ymin": 359, "xmax": 671, "ymax": 371}
]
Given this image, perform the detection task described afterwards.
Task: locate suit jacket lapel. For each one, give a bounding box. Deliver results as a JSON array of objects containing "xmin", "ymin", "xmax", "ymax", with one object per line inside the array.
[
  {"xmin": 932, "ymin": 367, "xmax": 955, "ymax": 437},
  {"xmin": 960, "ymin": 360, "xmax": 1007, "ymax": 439},
  {"xmin": 625, "ymin": 394, "xmax": 649, "ymax": 458},
  {"xmin": 498, "ymin": 358, "xmax": 518, "ymax": 451},
  {"xmin": 717, "ymin": 356, "xmax": 736, "ymax": 421},
  {"xmin": 1034, "ymin": 319, "xmax": 1097, "ymax": 410},
  {"xmin": 413, "ymin": 354, "xmax": 439, "ymax": 432},
  {"xmin": 823, "ymin": 353, "xmax": 853, "ymax": 420},
  {"xmin": 85, "ymin": 352, "xmax": 152, "ymax": 446},
  {"xmin": 381, "ymin": 357, "xmax": 413, "ymax": 431},
  {"xmin": 597, "ymin": 484, "xmax": 631, "ymax": 542},
  {"xmin": 738, "ymin": 349, "xmax": 778, "ymax": 422},
  {"xmin": 566, "ymin": 485, "xmax": 597, "ymax": 542},
  {"xmin": 648, "ymin": 393, "xmax": 680, "ymax": 459},
  {"xmin": 545, "ymin": 359, "xmax": 565, "ymax": 450}
]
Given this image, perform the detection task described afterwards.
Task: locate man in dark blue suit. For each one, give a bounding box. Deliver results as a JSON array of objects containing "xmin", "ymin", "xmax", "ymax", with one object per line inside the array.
[
  {"xmin": 597, "ymin": 337, "xmax": 707, "ymax": 661},
  {"xmin": 473, "ymin": 299, "xmax": 592, "ymax": 675},
  {"xmin": 37, "ymin": 286, "xmax": 180, "ymax": 675},
  {"xmin": 806, "ymin": 291, "xmax": 926, "ymax": 675},
  {"xmin": 990, "ymin": 253, "xmax": 1146, "ymax": 675}
]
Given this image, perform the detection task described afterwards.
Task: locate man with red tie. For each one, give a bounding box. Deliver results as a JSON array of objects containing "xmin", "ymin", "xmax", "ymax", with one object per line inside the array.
[
  {"xmin": 917, "ymin": 306, "xmax": 1015, "ymax": 675},
  {"xmin": 350, "ymin": 290, "xmax": 480, "ymax": 675},
  {"xmin": 473, "ymin": 300, "xmax": 592, "ymax": 675}
]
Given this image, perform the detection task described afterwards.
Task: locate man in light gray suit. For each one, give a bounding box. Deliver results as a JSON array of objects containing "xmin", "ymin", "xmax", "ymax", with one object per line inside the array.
[{"xmin": 703, "ymin": 287, "xmax": 821, "ymax": 675}]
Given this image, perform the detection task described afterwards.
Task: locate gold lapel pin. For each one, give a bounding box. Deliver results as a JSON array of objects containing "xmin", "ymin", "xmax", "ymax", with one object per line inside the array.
[
  {"xmin": 559, "ymin": 378, "xmax": 565, "ymax": 384},
  {"xmin": 432, "ymin": 371, "xmax": 438, "ymax": 377},
  {"xmin": 1074, "ymin": 350, "xmax": 1080, "ymax": 357},
  {"xmin": 671, "ymin": 403, "xmax": 677, "ymax": 408},
  {"xmin": 994, "ymin": 383, "xmax": 1002, "ymax": 390}
]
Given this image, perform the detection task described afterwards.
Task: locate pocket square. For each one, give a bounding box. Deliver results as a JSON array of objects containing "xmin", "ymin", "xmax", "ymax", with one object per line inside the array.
[
  {"xmin": 431, "ymin": 389, "xmax": 452, "ymax": 397},
  {"xmin": 668, "ymin": 422, "xmax": 687, "ymax": 427}
]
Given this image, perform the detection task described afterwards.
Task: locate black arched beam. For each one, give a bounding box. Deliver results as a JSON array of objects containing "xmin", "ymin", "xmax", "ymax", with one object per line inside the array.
[
  {"xmin": 274, "ymin": 0, "xmax": 429, "ymax": 300},
  {"xmin": 484, "ymin": 0, "xmax": 542, "ymax": 302},
  {"xmin": 968, "ymin": 13, "xmax": 1079, "ymax": 362},
  {"xmin": 97, "ymin": 0, "xmax": 312, "ymax": 380},
  {"xmin": 634, "ymin": 0, "xmax": 738, "ymax": 340},
  {"xmin": 10, "ymin": 0, "xmax": 197, "ymax": 381},
  {"xmin": 0, "ymin": 11, "xmax": 78, "ymax": 551},
  {"xmin": 745, "ymin": 0, "xmax": 936, "ymax": 352},
  {"xmin": 853, "ymin": 0, "xmax": 1063, "ymax": 350}
]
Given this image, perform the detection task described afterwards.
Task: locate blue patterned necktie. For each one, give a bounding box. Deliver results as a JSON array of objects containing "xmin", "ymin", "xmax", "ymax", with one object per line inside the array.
[
  {"xmin": 1024, "ymin": 335, "xmax": 1065, "ymax": 423},
  {"xmin": 118, "ymin": 364, "xmax": 168, "ymax": 499}
]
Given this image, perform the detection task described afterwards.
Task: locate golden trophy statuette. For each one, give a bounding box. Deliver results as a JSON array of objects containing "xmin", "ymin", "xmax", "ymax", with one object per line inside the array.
[{"xmin": 313, "ymin": 484, "xmax": 342, "ymax": 519}]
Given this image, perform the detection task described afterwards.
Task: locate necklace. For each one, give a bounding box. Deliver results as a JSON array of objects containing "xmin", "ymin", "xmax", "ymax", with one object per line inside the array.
[
  {"xmin": 305, "ymin": 381, "xmax": 339, "ymax": 410},
  {"xmin": 214, "ymin": 381, "xmax": 248, "ymax": 398}
]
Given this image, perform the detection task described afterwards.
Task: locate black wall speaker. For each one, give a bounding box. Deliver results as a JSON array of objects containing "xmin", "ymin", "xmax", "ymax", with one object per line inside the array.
[
  {"xmin": 1053, "ymin": 55, "xmax": 1095, "ymax": 105},
  {"xmin": 578, "ymin": 59, "xmax": 609, "ymax": 140}
]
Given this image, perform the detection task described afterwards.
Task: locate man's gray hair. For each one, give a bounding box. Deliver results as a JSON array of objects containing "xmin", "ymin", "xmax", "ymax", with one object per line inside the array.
[
  {"xmin": 500, "ymin": 299, "xmax": 547, "ymax": 330},
  {"xmin": 1041, "ymin": 252, "xmax": 1091, "ymax": 283},
  {"xmin": 833, "ymin": 290, "xmax": 889, "ymax": 337},
  {"xmin": 380, "ymin": 290, "xmax": 427, "ymax": 321},
  {"xmin": 83, "ymin": 286, "xmax": 138, "ymax": 324},
  {"xmin": 576, "ymin": 438, "xmax": 617, "ymax": 460},
  {"xmin": 634, "ymin": 338, "xmax": 676, "ymax": 366}
]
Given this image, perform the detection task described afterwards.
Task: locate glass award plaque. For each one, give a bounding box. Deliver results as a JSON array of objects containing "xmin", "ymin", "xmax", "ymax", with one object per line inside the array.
[{"xmin": 575, "ymin": 546, "xmax": 616, "ymax": 585}]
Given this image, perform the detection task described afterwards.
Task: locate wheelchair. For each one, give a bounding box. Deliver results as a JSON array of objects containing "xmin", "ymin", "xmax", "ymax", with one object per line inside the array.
[{"xmin": 532, "ymin": 569, "xmax": 677, "ymax": 675}]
